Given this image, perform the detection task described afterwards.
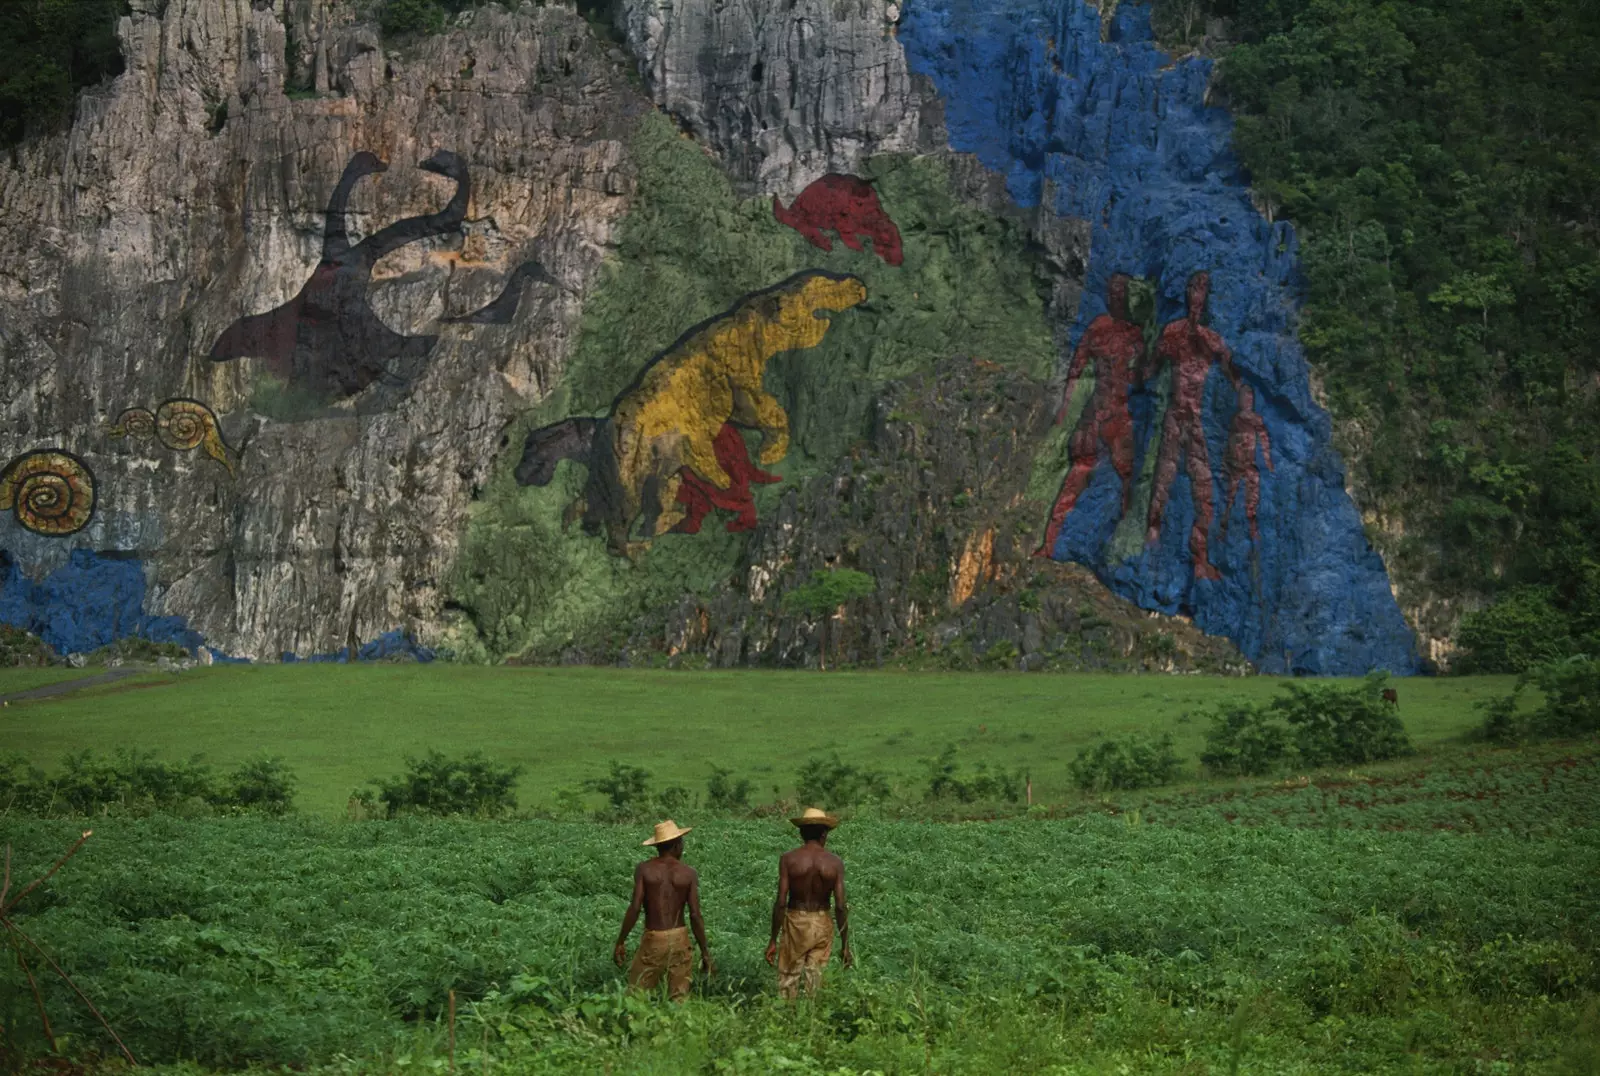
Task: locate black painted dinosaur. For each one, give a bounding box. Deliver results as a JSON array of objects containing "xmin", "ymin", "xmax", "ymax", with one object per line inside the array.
[{"xmin": 209, "ymin": 150, "xmax": 470, "ymax": 404}]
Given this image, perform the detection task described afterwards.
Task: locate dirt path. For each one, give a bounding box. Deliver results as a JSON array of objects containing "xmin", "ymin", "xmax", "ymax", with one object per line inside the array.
[{"xmin": 0, "ymin": 667, "xmax": 145, "ymax": 705}]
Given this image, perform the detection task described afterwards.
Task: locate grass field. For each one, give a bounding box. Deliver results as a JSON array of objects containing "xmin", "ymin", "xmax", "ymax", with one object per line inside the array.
[
  {"xmin": 0, "ymin": 666, "xmax": 120, "ymax": 696},
  {"xmin": 6, "ymin": 739, "xmax": 1597, "ymax": 1073},
  {"xmin": 3, "ymin": 666, "xmax": 1596, "ymax": 1074},
  {"xmin": 0, "ymin": 666, "xmax": 1516, "ymax": 813}
]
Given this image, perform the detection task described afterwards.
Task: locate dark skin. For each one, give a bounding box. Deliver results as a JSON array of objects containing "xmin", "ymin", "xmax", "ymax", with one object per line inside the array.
[
  {"xmin": 764, "ymin": 829, "xmax": 853, "ymax": 969},
  {"xmin": 612, "ymin": 838, "xmax": 714, "ymax": 976}
]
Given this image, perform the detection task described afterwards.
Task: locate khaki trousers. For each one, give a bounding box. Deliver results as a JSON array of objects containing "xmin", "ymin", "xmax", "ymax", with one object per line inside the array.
[
  {"xmin": 776, "ymin": 909, "xmax": 834, "ymax": 998},
  {"xmin": 627, "ymin": 927, "xmax": 692, "ymax": 1001}
]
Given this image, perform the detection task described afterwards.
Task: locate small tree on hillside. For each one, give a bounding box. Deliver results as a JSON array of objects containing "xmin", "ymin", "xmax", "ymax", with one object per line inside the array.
[{"xmin": 783, "ymin": 568, "xmax": 877, "ymax": 671}]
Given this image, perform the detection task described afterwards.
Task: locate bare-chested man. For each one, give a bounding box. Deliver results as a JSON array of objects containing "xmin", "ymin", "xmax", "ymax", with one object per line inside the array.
[
  {"xmin": 765, "ymin": 807, "xmax": 852, "ymax": 999},
  {"xmin": 1142, "ymin": 270, "xmax": 1239, "ymax": 581},
  {"xmin": 613, "ymin": 820, "xmax": 713, "ymax": 1002}
]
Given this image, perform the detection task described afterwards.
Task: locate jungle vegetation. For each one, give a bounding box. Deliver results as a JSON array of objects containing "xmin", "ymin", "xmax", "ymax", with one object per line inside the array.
[{"xmin": 1170, "ymin": 0, "xmax": 1600, "ymax": 669}]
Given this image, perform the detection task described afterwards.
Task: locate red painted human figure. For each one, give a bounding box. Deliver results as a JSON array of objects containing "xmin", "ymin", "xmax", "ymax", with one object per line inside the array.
[
  {"xmin": 1037, "ymin": 273, "xmax": 1144, "ymax": 557},
  {"xmin": 1224, "ymin": 383, "xmax": 1273, "ymax": 542},
  {"xmin": 773, "ymin": 175, "xmax": 904, "ymax": 267},
  {"xmin": 1142, "ymin": 270, "xmax": 1238, "ymax": 581},
  {"xmin": 673, "ymin": 423, "xmax": 782, "ymax": 534}
]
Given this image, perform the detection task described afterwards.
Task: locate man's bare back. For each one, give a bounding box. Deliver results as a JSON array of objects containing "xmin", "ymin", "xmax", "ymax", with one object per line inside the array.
[
  {"xmin": 635, "ymin": 856, "xmax": 698, "ymax": 930},
  {"xmin": 767, "ymin": 811, "xmax": 852, "ymax": 997},
  {"xmin": 778, "ymin": 844, "xmax": 844, "ymax": 912},
  {"xmin": 614, "ymin": 823, "xmax": 713, "ymax": 1000}
]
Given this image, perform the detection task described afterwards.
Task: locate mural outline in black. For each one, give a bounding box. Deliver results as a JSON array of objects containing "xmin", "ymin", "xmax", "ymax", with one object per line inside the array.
[{"xmin": 208, "ymin": 150, "xmax": 471, "ymax": 409}]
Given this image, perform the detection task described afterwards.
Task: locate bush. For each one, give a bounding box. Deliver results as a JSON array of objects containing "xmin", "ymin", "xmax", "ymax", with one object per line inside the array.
[
  {"xmin": 584, "ymin": 760, "xmax": 651, "ymax": 811},
  {"xmin": 1479, "ymin": 655, "xmax": 1600, "ymax": 743},
  {"xmin": 224, "ymin": 756, "xmax": 297, "ymax": 815},
  {"xmin": 87, "ymin": 636, "xmax": 191, "ymax": 664},
  {"xmin": 923, "ymin": 744, "xmax": 1023, "ymax": 803},
  {"xmin": 1199, "ymin": 702, "xmax": 1293, "ymax": 777},
  {"xmin": 0, "ymin": 750, "xmax": 299, "ymax": 815},
  {"xmin": 705, "ymin": 766, "xmax": 752, "ymax": 810},
  {"xmin": 1457, "ymin": 587, "xmax": 1576, "ymax": 673},
  {"xmin": 1069, "ymin": 733, "xmax": 1182, "ymax": 792},
  {"xmin": 1275, "ymin": 674, "xmax": 1413, "ymax": 766},
  {"xmin": 796, "ymin": 752, "xmax": 890, "ymax": 807},
  {"xmin": 0, "ymin": 625, "xmax": 55, "ymax": 666},
  {"xmin": 368, "ymin": 751, "xmax": 522, "ymax": 817}
]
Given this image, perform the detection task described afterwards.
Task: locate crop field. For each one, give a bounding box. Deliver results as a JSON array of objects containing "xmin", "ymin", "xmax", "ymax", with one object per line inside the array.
[
  {"xmin": 0, "ymin": 666, "xmax": 1515, "ymax": 813},
  {"xmin": 3, "ymin": 667, "xmax": 1596, "ymax": 1073},
  {"xmin": 5, "ymin": 737, "xmax": 1599, "ymax": 1074}
]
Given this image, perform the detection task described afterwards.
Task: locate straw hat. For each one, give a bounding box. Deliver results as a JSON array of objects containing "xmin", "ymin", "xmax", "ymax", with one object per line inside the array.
[
  {"xmin": 789, "ymin": 806, "xmax": 841, "ymax": 829},
  {"xmin": 642, "ymin": 819, "xmax": 693, "ymax": 846}
]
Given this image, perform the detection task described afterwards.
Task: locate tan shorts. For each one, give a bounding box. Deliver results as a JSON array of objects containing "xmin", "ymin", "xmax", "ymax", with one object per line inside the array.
[
  {"xmin": 628, "ymin": 927, "xmax": 692, "ymax": 1001},
  {"xmin": 776, "ymin": 909, "xmax": 834, "ymax": 998}
]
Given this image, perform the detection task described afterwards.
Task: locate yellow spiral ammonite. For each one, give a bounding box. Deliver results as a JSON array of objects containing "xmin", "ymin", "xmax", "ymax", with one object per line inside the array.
[
  {"xmin": 0, "ymin": 450, "xmax": 96, "ymax": 537},
  {"xmin": 109, "ymin": 407, "xmax": 157, "ymax": 439},
  {"xmin": 156, "ymin": 398, "xmax": 238, "ymax": 478}
]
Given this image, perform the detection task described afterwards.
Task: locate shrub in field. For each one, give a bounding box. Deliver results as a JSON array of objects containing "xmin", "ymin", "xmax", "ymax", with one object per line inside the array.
[
  {"xmin": 1200, "ymin": 702, "xmax": 1294, "ymax": 776},
  {"xmin": 584, "ymin": 761, "xmax": 651, "ymax": 810},
  {"xmin": 796, "ymin": 752, "xmax": 890, "ymax": 806},
  {"xmin": 923, "ymin": 744, "xmax": 1023, "ymax": 803},
  {"xmin": 223, "ymin": 756, "xmax": 297, "ymax": 814},
  {"xmin": 1480, "ymin": 655, "xmax": 1600, "ymax": 743},
  {"xmin": 0, "ymin": 750, "xmax": 298, "ymax": 814},
  {"xmin": 54, "ymin": 749, "xmax": 216, "ymax": 813},
  {"xmin": 705, "ymin": 766, "xmax": 753, "ymax": 810},
  {"xmin": 369, "ymin": 750, "xmax": 522, "ymax": 817},
  {"xmin": 1069, "ymin": 733, "xmax": 1182, "ymax": 792},
  {"xmin": 1274, "ymin": 673, "xmax": 1413, "ymax": 766}
]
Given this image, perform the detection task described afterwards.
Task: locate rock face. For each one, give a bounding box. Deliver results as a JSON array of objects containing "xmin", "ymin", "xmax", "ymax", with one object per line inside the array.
[
  {"xmin": 897, "ymin": 0, "xmax": 1420, "ymax": 675},
  {"xmin": 635, "ymin": 356, "xmax": 1248, "ymax": 674},
  {"xmin": 0, "ymin": 0, "xmax": 640, "ymax": 659},
  {"xmin": 618, "ymin": 0, "xmax": 924, "ymax": 195},
  {"xmin": 0, "ymin": 0, "xmax": 1420, "ymax": 673}
]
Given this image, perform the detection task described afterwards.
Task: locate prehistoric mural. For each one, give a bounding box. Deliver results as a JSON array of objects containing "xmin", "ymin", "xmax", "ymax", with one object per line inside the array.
[
  {"xmin": 1142, "ymin": 270, "xmax": 1235, "ymax": 582},
  {"xmin": 1224, "ymin": 383, "xmax": 1273, "ymax": 544},
  {"xmin": 1038, "ymin": 273, "xmax": 1143, "ymax": 558},
  {"xmin": 208, "ymin": 150, "xmax": 471, "ymax": 408},
  {"xmin": 108, "ymin": 399, "xmax": 239, "ymax": 477},
  {"xmin": 901, "ymin": 0, "xmax": 1420, "ymax": 674},
  {"xmin": 440, "ymin": 258, "xmax": 563, "ymax": 325},
  {"xmin": 0, "ymin": 451, "xmax": 96, "ymax": 537},
  {"xmin": 516, "ymin": 270, "xmax": 868, "ymax": 554},
  {"xmin": 774, "ymin": 175, "xmax": 904, "ymax": 267}
]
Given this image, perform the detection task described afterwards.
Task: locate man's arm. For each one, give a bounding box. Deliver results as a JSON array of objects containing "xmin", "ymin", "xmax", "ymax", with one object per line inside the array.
[
  {"xmin": 1258, "ymin": 415, "xmax": 1274, "ymax": 471},
  {"xmin": 833, "ymin": 861, "xmax": 852, "ymax": 968},
  {"xmin": 687, "ymin": 869, "xmax": 714, "ymax": 975},
  {"xmin": 764, "ymin": 855, "xmax": 790, "ymax": 966},
  {"xmin": 613, "ymin": 863, "xmax": 644, "ymax": 967}
]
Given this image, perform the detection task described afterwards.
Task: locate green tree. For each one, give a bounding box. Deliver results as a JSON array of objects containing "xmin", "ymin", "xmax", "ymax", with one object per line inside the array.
[
  {"xmin": 782, "ymin": 568, "xmax": 877, "ymax": 671},
  {"xmin": 0, "ymin": 0, "xmax": 129, "ymax": 147}
]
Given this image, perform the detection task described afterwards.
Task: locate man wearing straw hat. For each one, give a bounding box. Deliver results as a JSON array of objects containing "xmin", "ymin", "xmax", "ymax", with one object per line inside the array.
[
  {"xmin": 613, "ymin": 819, "xmax": 714, "ymax": 1001},
  {"xmin": 765, "ymin": 806, "xmax": 853, "ymax": 998}
]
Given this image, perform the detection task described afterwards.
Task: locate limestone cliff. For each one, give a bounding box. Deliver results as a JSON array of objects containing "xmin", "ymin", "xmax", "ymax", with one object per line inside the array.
[
  {"xmin": 0, "ymin": 0, "xmax": 638, "ymax": 659},
  {"xmin": 0, "ymin": 0, "xmax": 1422, "ymax": 674}
]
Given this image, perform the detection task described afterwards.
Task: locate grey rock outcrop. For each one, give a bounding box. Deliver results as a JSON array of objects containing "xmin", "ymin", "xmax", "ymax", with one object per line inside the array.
[
  {"xmin": 0, "ymin": 0, "xmax": 643, "ymax": 658},
  {"xmin": 618, "ymin": 0, "xmax": 926, "ymax": 195}
]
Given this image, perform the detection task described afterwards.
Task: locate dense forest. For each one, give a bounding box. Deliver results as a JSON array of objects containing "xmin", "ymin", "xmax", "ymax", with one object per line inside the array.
[
  {"xmin": 1189, "ymin": 0, "xmax": 1600, "ymax": 670},
  {"xmin": 3, "ymin": 0, "xmax": 1596, "ymax": 671}
]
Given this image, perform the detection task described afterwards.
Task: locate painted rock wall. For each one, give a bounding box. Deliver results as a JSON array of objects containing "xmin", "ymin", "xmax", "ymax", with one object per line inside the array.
[{"xmin": 899, "ymin": 0, "xmax": 1419, "ymax": 674}]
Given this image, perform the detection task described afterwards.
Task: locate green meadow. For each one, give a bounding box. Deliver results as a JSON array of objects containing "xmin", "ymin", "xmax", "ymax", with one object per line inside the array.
[{"xmin": 1, "ymin": 666, "xmax": 1514, "ymax": 814}]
